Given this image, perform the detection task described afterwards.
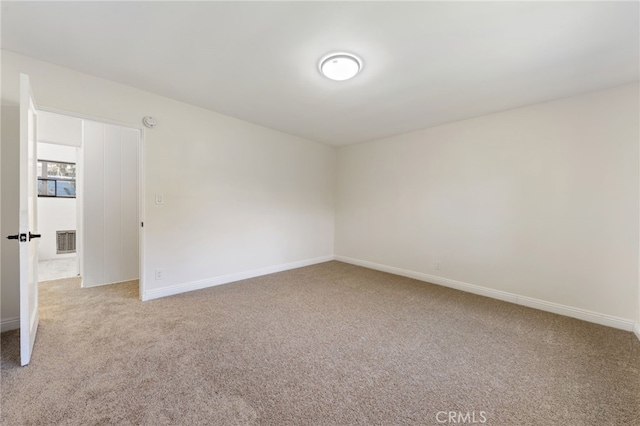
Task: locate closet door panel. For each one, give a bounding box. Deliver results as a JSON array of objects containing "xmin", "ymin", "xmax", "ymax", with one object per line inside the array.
[
  {"xmin": 83, "ymin": 121, "xmax": 105, "ymax": 287},
  {"xmin": 103, "ymin": 124, "xmax": 122, "ymax": 284}
]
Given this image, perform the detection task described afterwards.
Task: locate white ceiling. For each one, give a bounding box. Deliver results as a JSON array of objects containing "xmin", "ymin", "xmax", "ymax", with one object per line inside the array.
[{"xmin": 2, "ymin": 1, "xmax": 638, "ymax": 146}]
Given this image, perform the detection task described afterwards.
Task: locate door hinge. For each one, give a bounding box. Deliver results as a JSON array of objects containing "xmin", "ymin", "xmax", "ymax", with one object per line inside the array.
[{"xmin": 7, "ymin": 233, "xmax": 27, "ymax": 242}]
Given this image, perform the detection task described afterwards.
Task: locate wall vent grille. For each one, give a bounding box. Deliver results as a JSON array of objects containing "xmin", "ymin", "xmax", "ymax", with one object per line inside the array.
[{"xmin": 56, "ymin": 230, "xmax": 76, "ymax": 254}]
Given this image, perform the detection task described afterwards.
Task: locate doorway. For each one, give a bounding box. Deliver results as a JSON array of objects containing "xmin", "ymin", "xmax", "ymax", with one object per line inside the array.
[
  {"xmin": 36, "ymin": 142, "xmax": 80, "ymax": 281},
  {"xmin": 35, "ymin": 111, "xmax": 82, "ymax": 283},
  {"xmin": 36, "ymin": 109, "xmax": 144, "ymax": 293}
]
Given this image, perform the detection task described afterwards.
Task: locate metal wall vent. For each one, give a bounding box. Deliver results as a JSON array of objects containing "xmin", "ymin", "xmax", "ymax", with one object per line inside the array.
[{"xmin": 56, "ymin": 230, "xmax": 76, "ymax": 254}]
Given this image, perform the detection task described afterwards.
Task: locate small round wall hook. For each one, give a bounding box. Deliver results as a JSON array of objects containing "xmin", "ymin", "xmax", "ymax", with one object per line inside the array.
[{"xmin": 142, "ymin": 116, "xmax": 157, "ymax": 128}]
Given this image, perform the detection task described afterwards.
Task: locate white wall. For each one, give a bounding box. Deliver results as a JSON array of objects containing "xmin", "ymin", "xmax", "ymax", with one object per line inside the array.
[
  {"xmin": 36, "ymin": 143, "xmax": 77, "ymax": 260},
  {"xmin": 83, "ymin": 121, "xmax": 139, "ymax": 287},
  {"xmin": 1, "ymin": 106, "xmax": 21, "ymax": 331},
  {"xmin": 38, "ymin": 110, "xmax": 82, "ymax": 147},
  {"xmin": 1, "ymin": 50, "xmax": 336, "ymax": 317},
  {"xmin": 37, "ymin": 198, "xmax": 76, "ymax": 260},
  {"xmin": 336, "ymin": 83, "xmax": 640, "ymax": 327},
  {"xmin": 38, "ymin": 141, "xmax": 76, "ymax": 163}
]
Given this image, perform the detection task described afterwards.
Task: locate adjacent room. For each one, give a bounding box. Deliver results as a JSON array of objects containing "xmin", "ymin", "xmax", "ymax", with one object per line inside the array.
[{"xmin": 1, "ymin": 2, "xmax": 639, "ymax": 425}]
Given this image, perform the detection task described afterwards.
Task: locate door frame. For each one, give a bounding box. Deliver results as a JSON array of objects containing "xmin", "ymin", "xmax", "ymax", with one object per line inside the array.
[{"xmin": 36, "ymin": 106, "xmax": 146, "ymax": 299}]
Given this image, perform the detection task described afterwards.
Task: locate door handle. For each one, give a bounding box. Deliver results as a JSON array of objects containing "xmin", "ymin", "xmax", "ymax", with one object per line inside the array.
[{"xmin": 6, "ymin": 233, "xmax": 39, "ymax": 241}]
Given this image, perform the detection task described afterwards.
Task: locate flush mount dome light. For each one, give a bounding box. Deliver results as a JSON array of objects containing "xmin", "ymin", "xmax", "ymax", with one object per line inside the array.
[{"xmin": 319, "ymin": 53, "xmax": 362, "ymax": 81}]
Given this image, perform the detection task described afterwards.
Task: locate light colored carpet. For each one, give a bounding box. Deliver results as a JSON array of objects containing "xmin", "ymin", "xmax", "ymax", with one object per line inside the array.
[{"xmin": 1, "ymin": 261, "xmax": 639, "ymax": 425}]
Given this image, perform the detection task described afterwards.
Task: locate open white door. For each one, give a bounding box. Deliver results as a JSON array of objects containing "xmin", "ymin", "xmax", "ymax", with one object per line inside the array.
[{"xmin": 17, "ymin": 73, "xmax": 41, "ymax": 366}]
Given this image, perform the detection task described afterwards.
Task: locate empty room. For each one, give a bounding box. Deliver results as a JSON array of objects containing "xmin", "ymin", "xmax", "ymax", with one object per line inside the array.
[{"xmin": 1, "ymin": 2, "xmax": 639, "ymax": 425}]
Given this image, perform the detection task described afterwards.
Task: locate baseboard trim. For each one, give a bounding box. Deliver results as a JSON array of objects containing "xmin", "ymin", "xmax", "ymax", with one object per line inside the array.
[
  {"xmin": 1, "ymin": 317, "xmax": 20, "ymax": 333},
  {"xmin": 634, "ymin": 322, "xmax": 640, "ymax": 341},
  {"xmin": 82, "ymin": 277, "xmax": 137, "ymax": 288},
  {"xmin": 142, "ymin": 255, "xmax": 335, "ymax": 301},
  {"xmin": 335, "ymin": 255, "xmax": 636, "ymax": 332}
]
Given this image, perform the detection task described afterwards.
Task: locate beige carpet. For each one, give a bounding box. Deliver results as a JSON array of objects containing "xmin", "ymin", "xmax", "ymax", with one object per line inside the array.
[{"xmin": 1, "ymin": 261, "xmax": 639, "ymax": 425}]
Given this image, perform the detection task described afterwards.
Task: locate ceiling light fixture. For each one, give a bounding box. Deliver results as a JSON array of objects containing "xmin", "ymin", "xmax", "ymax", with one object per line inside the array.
[{"xmin": 319, "ymin": 52, "xmax": 362, "ymax": 81}]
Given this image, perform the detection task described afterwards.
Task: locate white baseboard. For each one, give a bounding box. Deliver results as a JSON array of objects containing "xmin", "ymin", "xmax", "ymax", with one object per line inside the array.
[
  {"xmin": 1, "ymin": 317, "xmax": 20, "ymax": 333},
  {"xmin": 335, "ymin": 255, "xmax": 636, "ymax": 332},
  {"xmin": 82, "ymin": 277, "xmax": 137, "ymax": 288},
  {"xmin": 142, "ymin": 255, "xmax": 335, "ymax": 301},
  {"xmin": 634, "ymin": 322, "xmax": 640, "ymax": 341}
]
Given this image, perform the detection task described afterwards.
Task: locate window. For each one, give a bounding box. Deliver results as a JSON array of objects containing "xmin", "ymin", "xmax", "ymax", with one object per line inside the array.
[{"xmin": 38, "ymin": 160, "xmax": 76, "ymax": 198}]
